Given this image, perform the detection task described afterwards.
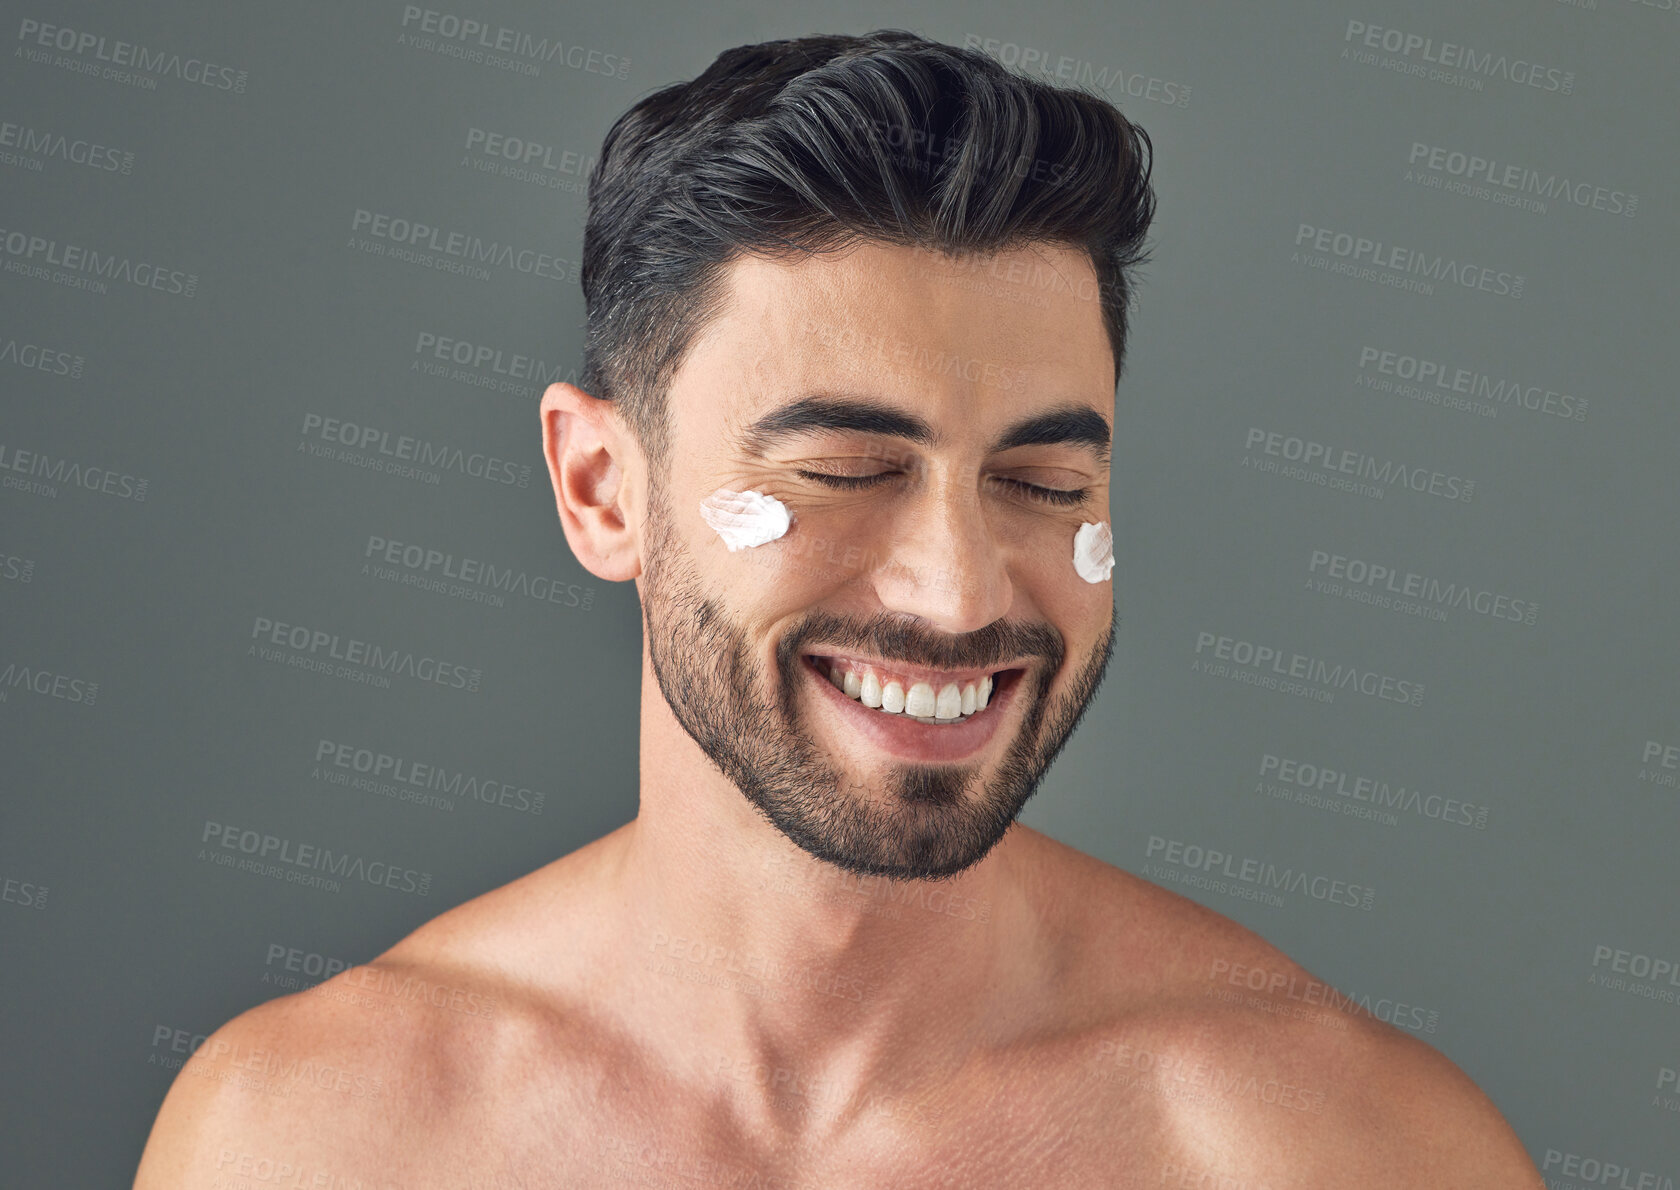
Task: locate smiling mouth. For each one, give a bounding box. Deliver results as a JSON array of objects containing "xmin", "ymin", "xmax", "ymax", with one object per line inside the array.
[{"xmin": 801, "ymin": 653, "xmax": 1026, "ymax": 725}]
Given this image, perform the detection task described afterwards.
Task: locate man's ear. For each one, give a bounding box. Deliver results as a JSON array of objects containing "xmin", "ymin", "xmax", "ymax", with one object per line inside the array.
[{"xmin": 539, "ymin": 381, "xmax": 643, "ymax": 583}]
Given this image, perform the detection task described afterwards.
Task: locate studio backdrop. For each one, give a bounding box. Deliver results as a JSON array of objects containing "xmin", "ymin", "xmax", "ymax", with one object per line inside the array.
[{"xmin": 1, "ymin": 0, "xmax": 1676, "ymax": 1184}]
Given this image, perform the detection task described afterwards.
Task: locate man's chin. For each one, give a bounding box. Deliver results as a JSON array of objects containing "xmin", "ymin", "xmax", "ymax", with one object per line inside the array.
[
  {"xmin": 761, "ymin": 685, "xmax": 1052, "ymax": 878},
  {"xmin": 763, "ymin": 746, "xmax": 1035, "ymax": 881}
]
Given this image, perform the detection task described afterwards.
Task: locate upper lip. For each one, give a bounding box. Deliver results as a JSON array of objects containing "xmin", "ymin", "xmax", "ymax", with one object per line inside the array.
[{"xmin": 803, "ymin": 651, "xmax": 1024, "ymax": 688}]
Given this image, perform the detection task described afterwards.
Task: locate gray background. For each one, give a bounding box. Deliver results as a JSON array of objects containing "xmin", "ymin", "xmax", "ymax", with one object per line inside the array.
[{"xmin": 1, "ymin": 0, "xmax": 1676, "ymax": 1183}]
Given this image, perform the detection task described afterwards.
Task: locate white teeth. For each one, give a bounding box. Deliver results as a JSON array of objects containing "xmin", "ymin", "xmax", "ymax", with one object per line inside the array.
[
  {"xmin": 816, "ymin": 658, "xmax": 1000, "ymax": 723},
  {"xmin": 904, "ymin": 682, "xmax": 936, "ymax": 717}
]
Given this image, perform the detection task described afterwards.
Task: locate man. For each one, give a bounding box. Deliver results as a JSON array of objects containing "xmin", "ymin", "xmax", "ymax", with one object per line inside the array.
[{"xmin": 137, "ymin": 30, "xmax": 1543, "ymax": 1187}]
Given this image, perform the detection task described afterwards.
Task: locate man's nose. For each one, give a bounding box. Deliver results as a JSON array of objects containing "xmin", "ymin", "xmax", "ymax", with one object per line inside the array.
[{"xmin": 866, "ymin": 480, "xmax": 1015, "ymax": 635}]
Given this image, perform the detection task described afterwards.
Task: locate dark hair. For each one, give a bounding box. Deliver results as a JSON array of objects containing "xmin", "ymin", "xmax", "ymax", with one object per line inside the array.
[{"xmin": 579, "ymin": 28, "xmax": 1157, "ymax": 476}]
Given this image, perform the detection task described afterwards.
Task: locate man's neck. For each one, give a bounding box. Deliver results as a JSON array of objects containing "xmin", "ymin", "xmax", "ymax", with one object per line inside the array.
[{"xmin": 607, "ymin": 678, "xmax": 1063, "ymax": 1118}]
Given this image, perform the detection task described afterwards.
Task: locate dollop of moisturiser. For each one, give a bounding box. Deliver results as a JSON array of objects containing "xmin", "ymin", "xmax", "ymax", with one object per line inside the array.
[
  {"xmin": 1073, "ymin": 521, "xmax": 1114, "ymax": 584},
  {"xmin": 699, "ymin": 488, "xmax": 792, "ymax": 551}
]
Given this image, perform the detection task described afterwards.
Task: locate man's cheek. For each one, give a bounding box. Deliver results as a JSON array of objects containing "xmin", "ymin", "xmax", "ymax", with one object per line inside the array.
[
  {"xmin": 1072, "ymin": 521, "xmax": 1113, "ymax": 583},
  {"xmin": 699, "ymin": 488, "xmax": 794, "ymax": 550}
]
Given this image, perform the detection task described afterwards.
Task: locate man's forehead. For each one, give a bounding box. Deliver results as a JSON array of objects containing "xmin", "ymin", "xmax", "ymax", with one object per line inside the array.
[
  {"xmin": 687, "ymin": 241, "xmax": 1113, "ymax": 454},
  {"xmin": 724, "ymin": 239, "xmax": 1102, "ymax": 313}
]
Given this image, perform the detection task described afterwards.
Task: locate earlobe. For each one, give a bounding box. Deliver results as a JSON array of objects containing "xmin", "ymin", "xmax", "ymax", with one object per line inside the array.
[{"xmin": 540, "ymin": 382, "xmax": 642, "ymax": 583}]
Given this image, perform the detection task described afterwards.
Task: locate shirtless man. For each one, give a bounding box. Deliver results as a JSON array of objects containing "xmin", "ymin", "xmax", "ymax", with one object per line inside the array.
[{"xmin": 136, "ymin": 30, "xmax": 1544, "ymax": 1188}]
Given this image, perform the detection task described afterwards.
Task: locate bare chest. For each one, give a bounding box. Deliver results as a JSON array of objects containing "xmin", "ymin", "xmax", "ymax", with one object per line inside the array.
[{"xmin": 377, "ymin": 1055, "xmax": 1193, "ymax": 1190}]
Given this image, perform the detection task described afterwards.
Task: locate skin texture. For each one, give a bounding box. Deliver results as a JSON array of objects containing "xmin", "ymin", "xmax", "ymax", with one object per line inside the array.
[{"xmin": 134, "ymin": 241, "xmax": 1546, "ymax": 1188}]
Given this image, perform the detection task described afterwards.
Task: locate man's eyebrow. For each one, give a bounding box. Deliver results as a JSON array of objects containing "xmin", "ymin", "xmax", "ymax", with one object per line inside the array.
[
  {"xmin": 991, "ymin": 404, "xmax": 1112, "ymax": 464},
  {"xmin": 735, "ymin": 395, "xmax": 1111, "ymax": 464}
]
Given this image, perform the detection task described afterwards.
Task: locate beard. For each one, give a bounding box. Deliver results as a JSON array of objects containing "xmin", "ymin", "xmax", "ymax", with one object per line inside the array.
[{"xmin": 639, "ymin": 475, "xmax": 1117, "ymax": 881}]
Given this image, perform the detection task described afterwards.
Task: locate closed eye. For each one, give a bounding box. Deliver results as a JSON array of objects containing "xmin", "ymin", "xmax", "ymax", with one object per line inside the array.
[{"xmin": 795, "ymin": 470, "xmax": 1090, "ymax": 507}]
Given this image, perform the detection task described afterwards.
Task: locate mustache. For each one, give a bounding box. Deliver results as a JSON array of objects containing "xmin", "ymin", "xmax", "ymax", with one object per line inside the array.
[{"xmin": 778, "ymin": 614, "xmax": 1063, "ymax": 675}]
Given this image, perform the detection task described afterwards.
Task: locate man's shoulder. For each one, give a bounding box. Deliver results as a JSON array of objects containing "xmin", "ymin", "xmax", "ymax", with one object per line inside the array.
[
  {"xmin": 1136, "ymin": 989, "xmax": 1544, "ymax": 1187},
  {"xmin": 1036, "ymin": 834, "xmax": 1543, "ymax": 1185},
  {"xmin": 131, "ymin": 954, "xmax": 514, "ymax": 1186},
  {"xmin": 132, "ymin": 850, "xmax": 615, "ymax": 1187}
]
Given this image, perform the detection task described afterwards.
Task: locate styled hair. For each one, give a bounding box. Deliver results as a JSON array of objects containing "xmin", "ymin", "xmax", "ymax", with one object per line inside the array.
[{"xmin": 578, "ymin": 28, "xmax": 1157, "ymax": 476}]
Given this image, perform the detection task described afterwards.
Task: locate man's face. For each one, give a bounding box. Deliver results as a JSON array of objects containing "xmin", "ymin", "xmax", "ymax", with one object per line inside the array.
[{"xmin": 638, "ymin": 240, "xmax": 1117, "ymax": 881}]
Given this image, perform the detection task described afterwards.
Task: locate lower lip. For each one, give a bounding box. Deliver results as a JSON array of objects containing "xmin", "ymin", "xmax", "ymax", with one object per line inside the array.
[{"xmin": 799, "ymin": 655, "xmax": 1024, "ymax": 763}]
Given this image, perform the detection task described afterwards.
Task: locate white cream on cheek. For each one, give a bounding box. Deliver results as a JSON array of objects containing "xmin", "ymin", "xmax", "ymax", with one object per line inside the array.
[
  {"xmin": 699, "ymin": 488, "xmax": 793, "ymax": 551},
  {"xmin": 1073, "ymin": 521, "xmax": 1114, "ymax": 584}
]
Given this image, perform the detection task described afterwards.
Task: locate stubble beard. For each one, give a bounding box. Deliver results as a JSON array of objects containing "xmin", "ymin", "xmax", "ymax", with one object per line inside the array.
[{"xmin": 639, "ymin": 472, "xmax": 1117, "ymax": 881}]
